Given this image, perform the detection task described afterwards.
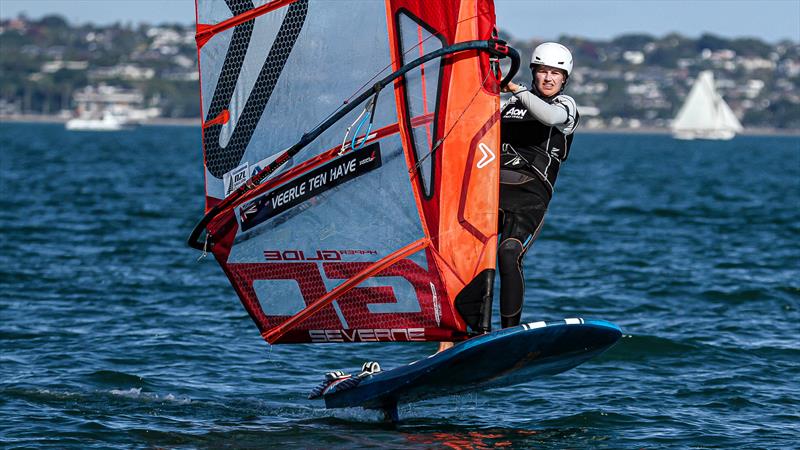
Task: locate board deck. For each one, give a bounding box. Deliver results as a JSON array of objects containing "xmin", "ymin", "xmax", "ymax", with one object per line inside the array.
[{"xmin": 312, "ymin": 318, "xmax": 622, "ymax": 414}]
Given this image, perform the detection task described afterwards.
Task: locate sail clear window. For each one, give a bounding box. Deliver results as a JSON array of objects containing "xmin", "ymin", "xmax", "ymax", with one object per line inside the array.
[{"xmin": 397, "ymin": 11, "xmax": 444, "ymax": 198}]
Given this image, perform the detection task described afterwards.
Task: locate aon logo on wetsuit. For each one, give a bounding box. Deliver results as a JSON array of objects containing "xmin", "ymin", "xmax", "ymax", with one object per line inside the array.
[{"xmin": 500, "ymin": 95, "xmax": 578, "ymax": 192}]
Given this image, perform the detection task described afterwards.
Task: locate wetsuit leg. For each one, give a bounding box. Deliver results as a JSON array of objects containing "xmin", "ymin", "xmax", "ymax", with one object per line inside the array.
[
  {"xmin": 497, "ymin": 173, "xmax": 550, "ymax": 328},
  {"xmin": 498, "ymin": 231, "xmax": 526, "ymax": 328}
]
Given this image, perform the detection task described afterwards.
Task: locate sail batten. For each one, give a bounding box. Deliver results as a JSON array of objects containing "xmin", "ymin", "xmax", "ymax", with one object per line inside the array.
[{"xmin": 196, "ymin": 0, "xmax": 297, "ymax": 48}]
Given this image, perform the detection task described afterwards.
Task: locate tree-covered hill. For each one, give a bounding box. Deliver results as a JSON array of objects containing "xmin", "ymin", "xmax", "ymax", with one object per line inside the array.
[{"xmin": 2, "ymin": 14, "xmax": 798, "ymax": 130}]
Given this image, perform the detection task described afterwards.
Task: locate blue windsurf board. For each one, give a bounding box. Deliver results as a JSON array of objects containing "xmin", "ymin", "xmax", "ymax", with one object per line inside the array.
[{"xmin": 309, "ymin": 318, "xmax": 622, "ymax": 418}]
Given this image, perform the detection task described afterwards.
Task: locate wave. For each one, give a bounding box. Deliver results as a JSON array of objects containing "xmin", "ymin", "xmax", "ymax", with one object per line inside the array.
[
  {"xmin": 84, "ymin": 370, "xmax": 148, "ymax": 388},
  {"xmin": 600, "ymin": 333, "xmax": 698, "ymax": 362}
]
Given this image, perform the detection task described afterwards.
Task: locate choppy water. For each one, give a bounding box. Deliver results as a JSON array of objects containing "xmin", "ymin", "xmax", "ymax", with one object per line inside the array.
[{"xmin": 1, "ymin": 122, "xmax": 798, "ymax": 449}]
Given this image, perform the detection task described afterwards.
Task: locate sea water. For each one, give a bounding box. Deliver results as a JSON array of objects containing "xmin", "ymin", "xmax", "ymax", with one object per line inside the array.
[{"xmin": 1, "ymin": 123, "xmax": 798, "ymax": 448}]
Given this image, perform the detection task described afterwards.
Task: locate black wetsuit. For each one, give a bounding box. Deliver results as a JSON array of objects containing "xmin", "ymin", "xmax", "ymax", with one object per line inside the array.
[{"xmin": 498, "ymin": 91, "xmax": 579, "ymax": 328}]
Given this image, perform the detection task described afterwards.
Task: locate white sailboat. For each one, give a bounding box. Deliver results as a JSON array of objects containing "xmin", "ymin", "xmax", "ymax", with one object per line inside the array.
[
  {"xmin": 672, "ymin": 71, "xmax": 743, "ymax": 140},
  {"xmin": 65, "ymin": 110, "xmax": 132, "ymax": 131}
]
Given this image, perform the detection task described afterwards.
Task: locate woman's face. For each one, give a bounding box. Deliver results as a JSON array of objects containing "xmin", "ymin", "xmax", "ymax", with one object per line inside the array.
[{"xmin": 534, "ymin": 65, "xmax": 566, "ymax": 97}]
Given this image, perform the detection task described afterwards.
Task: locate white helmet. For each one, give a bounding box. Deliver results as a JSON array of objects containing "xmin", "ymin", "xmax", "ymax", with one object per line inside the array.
[{"xmin": 530, "ymin": 42, "xmax": 573, "ymax": 76}]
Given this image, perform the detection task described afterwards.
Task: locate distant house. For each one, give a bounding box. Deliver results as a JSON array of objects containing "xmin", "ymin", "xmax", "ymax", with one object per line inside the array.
[
  {"xmin": 41, "ymin": 60, "xmax": 88, "ymax": 73},
  {"xmin": 71, "ymin": 85, "xmax": 160, "ymax": 122},
  {"xmin": 89, "ymin": 64, "xmax": 155, "ymax": 81}
]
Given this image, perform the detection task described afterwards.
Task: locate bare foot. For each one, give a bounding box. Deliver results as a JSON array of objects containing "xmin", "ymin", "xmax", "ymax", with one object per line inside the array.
[{"xmin": 435, "ymin": 341, "xmax": 454, "ymax": 353}]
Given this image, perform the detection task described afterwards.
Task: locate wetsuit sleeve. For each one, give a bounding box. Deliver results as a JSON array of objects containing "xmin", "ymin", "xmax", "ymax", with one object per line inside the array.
[
  {"xmin": 552, "ymin": 95, "xmax": 579, "ymax": 135},
  {"xmin": 511, "ymin": 89, "xmax": 578, "ymax": 135}
]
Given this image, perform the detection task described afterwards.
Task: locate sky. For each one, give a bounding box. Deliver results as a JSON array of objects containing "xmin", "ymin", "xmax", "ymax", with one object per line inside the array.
[{"xmin": 1, "ymin": 0, "xmax": 798, "ymax": 42}]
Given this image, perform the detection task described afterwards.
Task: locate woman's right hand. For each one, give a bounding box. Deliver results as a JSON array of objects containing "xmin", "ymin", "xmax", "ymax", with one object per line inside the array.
[{"xmin": 502, "ymin": 81, "xmax": 519, "ymax": 93}]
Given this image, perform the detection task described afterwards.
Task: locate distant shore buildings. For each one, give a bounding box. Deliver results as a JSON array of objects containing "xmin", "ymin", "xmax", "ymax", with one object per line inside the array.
[
  {"xmin": 1, "ymin": 14, "xmax": 798, "ymax": 131},
  {"xmin": 65, "ymin": 85, "xmax": 160, "ymax": 130}
]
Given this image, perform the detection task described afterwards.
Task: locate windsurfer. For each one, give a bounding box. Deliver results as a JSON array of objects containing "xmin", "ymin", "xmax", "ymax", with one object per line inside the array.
[
  {"xmin": 496, "ymin": 42, "xmax": 579, "ymax": 328},
  {"xmin": 437, "ymin": 42, "xmax": 580, "ymax": 353}
]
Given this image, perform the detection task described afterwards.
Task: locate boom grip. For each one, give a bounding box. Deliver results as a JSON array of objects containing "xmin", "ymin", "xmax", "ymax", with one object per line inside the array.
[{"xmin": 499, "ymin": 45, "xmax": 520, "ymax": 87}]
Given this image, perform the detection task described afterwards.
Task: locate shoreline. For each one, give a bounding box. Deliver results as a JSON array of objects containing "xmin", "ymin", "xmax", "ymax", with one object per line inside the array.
[
  {"xmin": 579, "ymin": 126, "xmax": 800, "ymax": 137},
  {"xmin": 1, "ymin": 114, "xmax": 798, "ymax": 137},
  {"xmin": 0, "ymin": 114, "xmax": 200, "ymax": 127}
]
